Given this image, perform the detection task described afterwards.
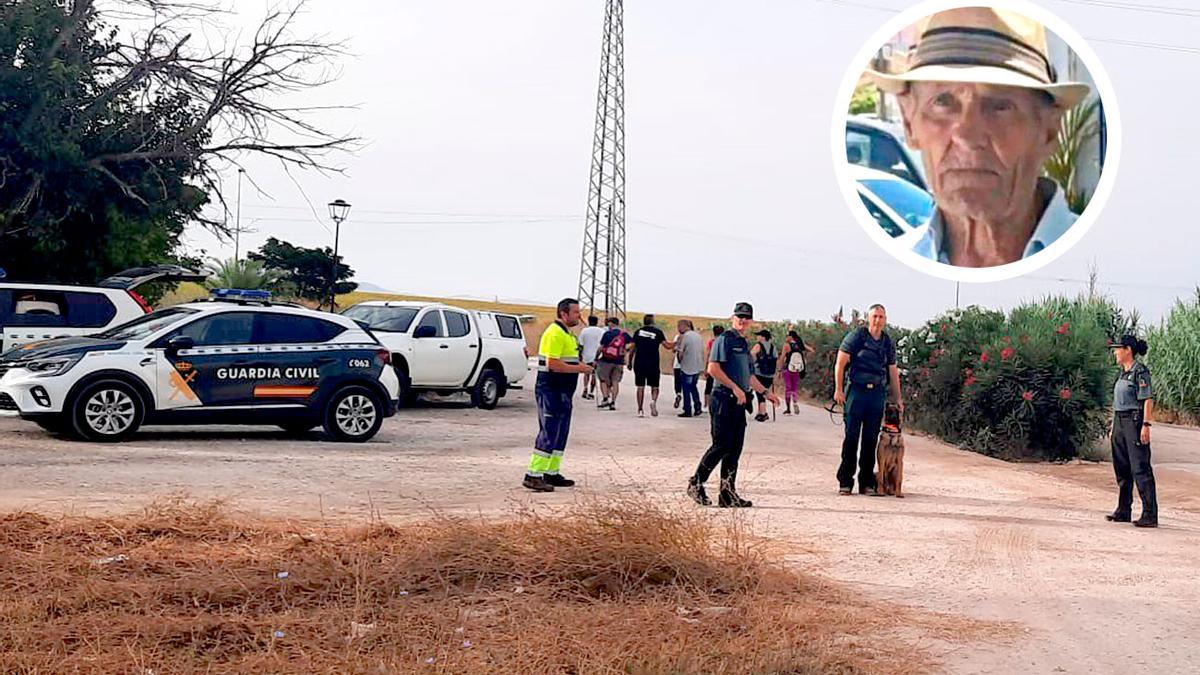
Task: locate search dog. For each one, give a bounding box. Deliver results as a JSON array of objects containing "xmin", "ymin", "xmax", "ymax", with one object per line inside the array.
[{"xmin": 874, "ymin": 403, "xmax": 905, "ymax": 498}]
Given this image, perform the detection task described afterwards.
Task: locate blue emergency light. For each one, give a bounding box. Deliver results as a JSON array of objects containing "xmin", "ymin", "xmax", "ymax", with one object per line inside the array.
[{"xmin": 211, "ymin": 288, "xmax": 272, "ymax": 301}]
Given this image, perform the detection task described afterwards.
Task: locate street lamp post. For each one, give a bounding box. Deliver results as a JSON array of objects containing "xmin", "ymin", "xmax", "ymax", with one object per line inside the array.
[{"xmin": 326, "ymin": 199, "xmax": 352, "ymax": 311}]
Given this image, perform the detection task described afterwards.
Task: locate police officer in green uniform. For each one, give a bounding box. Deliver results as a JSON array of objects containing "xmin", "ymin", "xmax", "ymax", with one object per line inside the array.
[
  {"xmin": 834, "ymin": 303, "xmax": 903, "ymax": 495},
  {"xmin": 687, "ymin": 302, "xmax": 779, "ymax": 508},
  {"xmin": 1106, "ymin": 335, "xmax": 1158, "ymax": 528}
]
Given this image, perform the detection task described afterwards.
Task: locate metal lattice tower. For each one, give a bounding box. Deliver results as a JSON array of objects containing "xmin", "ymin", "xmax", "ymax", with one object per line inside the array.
[{"xmin": 577, "ymin": 0, "xmax": 626, "ymax": 320}]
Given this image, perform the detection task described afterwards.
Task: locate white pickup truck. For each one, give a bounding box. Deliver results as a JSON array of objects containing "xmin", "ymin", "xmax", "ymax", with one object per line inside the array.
[{"xmin": 342, "ymin": 301, "xmax": 529, "ymax": 409}]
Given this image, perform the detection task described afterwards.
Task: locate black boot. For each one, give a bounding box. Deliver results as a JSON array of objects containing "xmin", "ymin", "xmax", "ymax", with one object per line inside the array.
[
  {"xmin": 718, "ymin": 479, "xmax": 752, "ymax": 508},
  {"xmin": 544, "ymin": 473, "xmax": 575, "ymax": 488},
  {"xmin": 522, "ymin": 475, "xmax": 554, "ymax": 492},
  {"xmin": 687, "ymin": 478, "xmax": 710, "ymax": 506},
  {"xmin": 1133, "ymin": 514, "xmax": 1158, "ymax": 528},
  {"xmin": 1105, "ymin": 511, "xmax": 1131, "ymax": 523}
]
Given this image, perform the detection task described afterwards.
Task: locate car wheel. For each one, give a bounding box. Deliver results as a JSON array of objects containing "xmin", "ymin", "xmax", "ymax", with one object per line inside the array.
[
  {"xmin": 472, "ymin": 369, "xmax": 504, "ymax": 410},
  {"xmin": 69, "ymin": 379, "xmax": 145, "ymax": 443},
  {"xmin": 395, "ymin": 365, "xmax": 418, "ymax": 407},
  {"xmin": 323, "ymin": 385, "xmax": 384, "ymax": 443}
]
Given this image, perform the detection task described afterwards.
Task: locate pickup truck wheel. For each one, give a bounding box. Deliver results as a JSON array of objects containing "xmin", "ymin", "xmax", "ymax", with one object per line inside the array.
[
  {"xmin": 323, "ymin": 385, "xmax": 384, "ymax": 442},
  {"xmin": 69, "ymin": 379, "xmax": 145, "ymax": 443},
  {"xmin": 472, "ymin": 369, "xmax": 504, "ymax": 410},
  {"xmin": 395, "ymin": 366, "xmax": 418, "ymax": 407}
]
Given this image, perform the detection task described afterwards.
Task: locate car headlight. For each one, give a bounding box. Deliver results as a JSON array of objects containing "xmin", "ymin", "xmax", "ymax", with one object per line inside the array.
[{"xmin": 24, "ymin": 354, "xmax": 82, "ymax": 377}]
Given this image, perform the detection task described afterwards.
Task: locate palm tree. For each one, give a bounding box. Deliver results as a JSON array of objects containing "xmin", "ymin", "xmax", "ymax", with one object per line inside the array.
[
  {"xmin": 203, "ymin": 257, "xmax": 282, "ymax": 290},
  {"xmin": 1043, "ymin": 98, "xmax": 1101, "ymax": 215}
]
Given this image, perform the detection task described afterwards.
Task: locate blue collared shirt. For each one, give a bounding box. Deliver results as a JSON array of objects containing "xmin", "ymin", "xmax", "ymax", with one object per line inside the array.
[{"xmin": 910, "ymin": 178, "xmax": 1076, "ymax": 265}]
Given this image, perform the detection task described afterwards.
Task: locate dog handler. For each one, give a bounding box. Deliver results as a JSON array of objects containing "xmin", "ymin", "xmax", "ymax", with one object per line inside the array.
[
  {"xmin": 834, "ymin": 304, "xmax": 903, "ymax": 495},
  {"xmin": 1106, "ymin": 335, "xmax": 1158, "ymax": 528},
  {"xmin": 687, "ymin": 302, "xmax": 779, "ymax": 508},
  {"xmin": 522, "ymin": 298, "xmax": 593, "ymax": 492}
]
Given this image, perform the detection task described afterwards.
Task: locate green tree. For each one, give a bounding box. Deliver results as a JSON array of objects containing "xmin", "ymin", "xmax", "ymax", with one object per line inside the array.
[
  {"xmin": 848, "ymin": 85, "xmax": 879, "ymax": 115},
  {"xmin": 0, "ymin": 0, "xmax": 354, "ymax": 285},
  {"xmin": 1043, "ymin": 98, "xmax": 1100, "ymax": 215},
  {"xmin": 249, "ymin": 237, "xmax": 356, "ymax": 304}
]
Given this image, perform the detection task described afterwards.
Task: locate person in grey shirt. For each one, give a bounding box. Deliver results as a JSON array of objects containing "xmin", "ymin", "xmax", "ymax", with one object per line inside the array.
[
  {"xmin": 674, "ymin": 319, "xmax": 705, "ymax": 417},
  {"xmin": 1107, "ymin": 334, "xmax": 1158, "ymax": 528},
  {"xmin": 687, "ymin": 302, "xmax": 779, "ymax": 508}
]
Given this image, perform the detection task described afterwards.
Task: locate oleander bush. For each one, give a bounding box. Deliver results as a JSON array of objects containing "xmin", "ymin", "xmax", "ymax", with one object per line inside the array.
[
  {"xmin": 898, "ymin": 296, "xmax": 1135, "ymax": 460},
  {"xmin": 1146, "ymin": 289, "xmax": 1200, "ymax": 423}
]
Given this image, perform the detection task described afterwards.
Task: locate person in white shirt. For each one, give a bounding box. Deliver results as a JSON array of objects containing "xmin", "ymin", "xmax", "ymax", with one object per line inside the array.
[{"xmin": 577, "ymin": 315, "xmax": 606, "ymax": 401}]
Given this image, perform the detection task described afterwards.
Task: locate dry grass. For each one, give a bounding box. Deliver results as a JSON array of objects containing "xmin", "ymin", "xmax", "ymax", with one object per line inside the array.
[{"xmin": 0, "ymin": 497, "xmax": 996, "ymax": 674}]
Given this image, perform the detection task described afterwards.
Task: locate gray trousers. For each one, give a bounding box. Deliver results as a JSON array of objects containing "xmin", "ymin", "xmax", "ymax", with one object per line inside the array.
[{"xmin": 1111, "ymin": 410, "xmax": 1157, "ymax": 518}]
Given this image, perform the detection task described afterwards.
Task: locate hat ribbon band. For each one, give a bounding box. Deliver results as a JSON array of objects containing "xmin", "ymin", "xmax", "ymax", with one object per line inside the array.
[{"xmin": 911, "ymin": 28, "xmax": 1055, "ymax": 85}]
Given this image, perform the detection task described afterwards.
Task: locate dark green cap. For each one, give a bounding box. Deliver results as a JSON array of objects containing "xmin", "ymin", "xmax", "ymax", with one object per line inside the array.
[{"xmin": 733, "ymin": 302, "xmax": 754, "ymax": 319}]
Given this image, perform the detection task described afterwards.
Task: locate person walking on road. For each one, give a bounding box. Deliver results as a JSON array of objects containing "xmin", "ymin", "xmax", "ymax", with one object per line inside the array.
[
  {"xmin": 675, "ymin": 319, "xmax": 704, "ymax": 418},
  {"xmin": 834, "ymin": 304, "xmax": 903, "ymax": 496},
  {"xmin": 595, "ymin": 317, "xmax": 630, "ymax": 410},
  {"xmin": 687, "ymin": 302, "xmax": 779, "ymax": 508},
  {"xmin": 750, "ymin": 329, "xmax": 778, "ymax": 422},
  {"xmin": 578, "ymin": 315, "xmax": 605, "ymax": 401},
  {"xmin": 703, "ymin": 325, "xmax": 724, "ymax": 412},
  {"xmin": 522, "ymin": 298, "xmax": 593, "ymax": 492},
  {"xmin": 779, "ymin": 330, "xmax": 814, "ymax": 415},
  {"xmin": 1107, "ymin": 334, "xmax": 1158, "ymax": 528},
  {"xmin": 628, "ymin": 314, "xmax": 675, "ymax": 418}
]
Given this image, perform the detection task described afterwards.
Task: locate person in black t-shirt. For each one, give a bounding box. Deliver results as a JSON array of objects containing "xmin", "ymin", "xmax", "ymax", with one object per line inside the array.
[{"xmin": 627, "ymin": 313, "xmax": 675, "ymax": 418}]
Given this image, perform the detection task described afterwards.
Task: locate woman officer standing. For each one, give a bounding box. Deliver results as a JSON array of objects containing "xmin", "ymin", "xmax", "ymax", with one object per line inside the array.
[{"xmin": 1106, "ymin": 335, "xmax": 1158, "ymax": 528}]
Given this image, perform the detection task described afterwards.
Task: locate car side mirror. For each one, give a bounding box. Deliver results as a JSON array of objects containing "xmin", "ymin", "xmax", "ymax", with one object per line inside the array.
[
  {"xmin": 414, "ymin": 325, "xmax": 436, "ymax": 339},
  {"xmin": 166, "ymin": 335, "xmax": 195, "ymax": 352}
]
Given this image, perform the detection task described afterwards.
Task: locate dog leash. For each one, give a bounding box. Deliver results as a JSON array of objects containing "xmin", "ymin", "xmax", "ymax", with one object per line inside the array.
[{"xmin": 824, "ymin": 401, "xmax": 845, "ymax": 426}]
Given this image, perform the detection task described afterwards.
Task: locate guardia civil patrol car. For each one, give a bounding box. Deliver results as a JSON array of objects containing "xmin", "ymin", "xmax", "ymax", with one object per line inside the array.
[{"xmin": 0, "ymin": 289, "xmax": 399, "ymax": 442}]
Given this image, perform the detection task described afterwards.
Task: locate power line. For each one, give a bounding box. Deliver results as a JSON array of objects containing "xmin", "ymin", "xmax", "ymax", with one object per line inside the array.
[
  {"xmin": 238, "ymin": 204, "xmax": 586, "ymax": 219},
  {"xmin": 1050, "ymin": 0, "xmax": 1200, "ymax": 19},
  {"xmin": 813, "ymin": 0, "xmax": 1200, "ymax": 54}
]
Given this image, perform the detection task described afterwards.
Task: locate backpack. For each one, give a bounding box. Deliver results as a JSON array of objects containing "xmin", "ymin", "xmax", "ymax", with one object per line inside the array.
[
  {"xmin": 601, "ymin": 331, "xmax": 627, "ymax": 361},
  {"xmin": 755, "ymin": 342, "xmax": 777, "ymax": 376},
  {"xmin": 787, "ymin": 349, "xmax": 806, "ymax": 374}
]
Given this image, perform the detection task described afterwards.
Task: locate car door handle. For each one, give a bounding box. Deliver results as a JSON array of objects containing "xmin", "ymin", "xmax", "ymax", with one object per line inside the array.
[
  {"xmin": 316, "ymin": 356, "xmax": 336, "ymax": 364},
  {"xmin": 469, "ymin": 344, "xmax": 478, "ymax": 349},
  {"xmin": 439, "ymin": 344, "xmax": 449, "ymax": 349}
]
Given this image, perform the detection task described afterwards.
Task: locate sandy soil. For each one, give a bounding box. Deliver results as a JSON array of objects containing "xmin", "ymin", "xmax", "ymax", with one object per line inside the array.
[{"xmin": 2, "ymin": 373, "xmax": 1198, "ymax": 674}]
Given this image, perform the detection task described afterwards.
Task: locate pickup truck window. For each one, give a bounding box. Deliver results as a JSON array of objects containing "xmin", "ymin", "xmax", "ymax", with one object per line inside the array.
[
  {"xmin": 416, "ymin": 310, "xmax": 445, "ymax": 338},
  {"xmin": 496, "ymin": 315, "xmax": 522, "ymax": 340},
  {"xmin": 444, "ymin": 311, "xmax": 470, "ymax": 338},
  {"xmin": 343, "ymin": 305, "xmax": 418, "ymax": 333}
]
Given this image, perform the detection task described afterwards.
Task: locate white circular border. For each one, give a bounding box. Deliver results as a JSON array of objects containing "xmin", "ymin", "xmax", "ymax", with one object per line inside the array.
[{"xmin": 830, "ymin": 0, "xmax": 1122, "ymax": 283}]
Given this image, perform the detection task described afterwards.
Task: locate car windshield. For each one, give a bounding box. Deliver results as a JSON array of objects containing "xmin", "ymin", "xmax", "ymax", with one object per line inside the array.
[
  {"xmin": 859, "ymin": 178, "xmax": 934, "ymax": 227},
  {"xmin": 97, "ymin": 306, "xmax": 198, "ymax": 341},
  {"xmin": 342, "ymin": 305, "xmax": 419, "ymax": 333}
]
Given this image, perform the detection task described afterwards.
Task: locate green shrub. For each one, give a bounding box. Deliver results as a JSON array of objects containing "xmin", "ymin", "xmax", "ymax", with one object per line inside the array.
[
  {"xmin": 1146, "ymin": 289, "xmax": 1200, "ymax": 421},
  {"xmin": 899, "ymin": 296, "xmax": 1131, "ymax": 460}
]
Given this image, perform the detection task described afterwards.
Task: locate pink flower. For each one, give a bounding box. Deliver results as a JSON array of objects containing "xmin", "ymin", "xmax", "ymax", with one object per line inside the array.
[
  {"xmin": 1021, "ymin": 391, "xmax": 1034, "ymax": 402},
  {"xmin": 1056, "ymin": 322, "xmax": 1070, "ymax": 335},
  {"xmin": 964, "ymin": 375, "xmax": 977, "ymax": 387},
  {"xmin": 1000, "ymin": 347, "xmax": 1015, "ymax": 361},
  {"xmin": 1060, "ymin": 387, "xmax": 1072, "ymax": 400},
  {"xmin": 980, "ymin": 352, "xmax": 990, "ymax": 364}
]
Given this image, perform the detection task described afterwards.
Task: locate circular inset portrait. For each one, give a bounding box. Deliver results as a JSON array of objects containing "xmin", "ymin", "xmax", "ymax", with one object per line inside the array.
[{"xmin": 832, "ymin": 1, "xmax": 1120, "ymax": 281}]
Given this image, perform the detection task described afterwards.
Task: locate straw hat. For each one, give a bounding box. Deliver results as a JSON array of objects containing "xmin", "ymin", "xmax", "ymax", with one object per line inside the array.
[{"xmin": 866, "ymin": 7, "xmax": 1091, "ymax": 109}]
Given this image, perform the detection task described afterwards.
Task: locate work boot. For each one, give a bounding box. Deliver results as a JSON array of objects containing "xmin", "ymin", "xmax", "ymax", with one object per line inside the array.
[
  {"xmin": 522, "ymin": 475, "xmax": 555, "ymax": 492},
  {"xmin": 687, "ymin": 478, "xmax": 711, "ymax": 506},
  {"xmin": 543, "ymin": 474, "xmax": 575, "ymax": 488},
  {"xmin": 718, "ymin": 479, "xmax": 752, "ymax": 508},
  {"xmin": 1105, "ymin": 511, "xmax": 1131, "ymax": 523},
  {"xmin": 1133, "ymin": 514, "xmax": 1158, "ymax": 528}
]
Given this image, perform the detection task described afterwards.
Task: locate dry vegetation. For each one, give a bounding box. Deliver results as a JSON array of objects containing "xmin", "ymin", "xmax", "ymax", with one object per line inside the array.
[{"xmin": 0, "ymin": 497, "xmax": 997, "ymax": 674}]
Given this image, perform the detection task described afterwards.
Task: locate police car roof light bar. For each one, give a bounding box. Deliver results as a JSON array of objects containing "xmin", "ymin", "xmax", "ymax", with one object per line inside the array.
[{"xmin": 211, "ymin": 288, "xmax": 272, "ymax": 302}]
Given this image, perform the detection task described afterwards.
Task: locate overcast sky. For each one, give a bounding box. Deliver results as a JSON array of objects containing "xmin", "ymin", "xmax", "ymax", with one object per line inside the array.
[{"xmin": 185, "ymin": 0, "xmax": 1198, "ymax": 328}]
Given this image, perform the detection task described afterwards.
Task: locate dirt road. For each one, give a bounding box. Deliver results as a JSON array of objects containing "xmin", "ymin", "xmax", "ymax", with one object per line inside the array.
[{"xmin": 2, "ymin": 375, "xmax": 1198, "ymax": 674}]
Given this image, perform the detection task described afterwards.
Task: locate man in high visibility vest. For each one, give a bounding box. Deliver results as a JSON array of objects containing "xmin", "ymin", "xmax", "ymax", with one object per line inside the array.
[{"xmin": 523, "ymin": 297, "xmax": 594, "ymax": 492}]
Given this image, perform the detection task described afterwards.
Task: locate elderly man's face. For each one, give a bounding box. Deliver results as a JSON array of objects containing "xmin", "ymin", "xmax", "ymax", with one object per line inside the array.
[{"xmin": 899, "ymin": 82, "xmax": 1063, "ymax": 222}]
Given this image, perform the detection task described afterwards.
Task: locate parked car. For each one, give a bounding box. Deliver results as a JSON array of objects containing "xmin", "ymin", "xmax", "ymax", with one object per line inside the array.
[
  {"xmin": 846, "ymin": 115, "xmax": 927, "ymax": 191},
  {"xmin": 0, "ymin": 289, "xmax": 399, "ymax": 442},
  {"xmin": 0, "ymin": 265, "xmax": 206, "ymax": 352},
  {"xmin": 342, "ymin": 301, "xmax": 529, "ymax": 409},
  {"xmin": 852, "ymin": 165, "xmax": 934, "ymax": 249}
]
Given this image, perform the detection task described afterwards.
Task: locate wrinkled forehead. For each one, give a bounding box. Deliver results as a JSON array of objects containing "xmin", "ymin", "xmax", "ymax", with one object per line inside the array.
[{"xmin": 908, "ymin": 80, "xmax": 1050, "ymax": 106}]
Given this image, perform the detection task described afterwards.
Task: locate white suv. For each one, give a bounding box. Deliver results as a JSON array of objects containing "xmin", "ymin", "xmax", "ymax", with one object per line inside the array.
[
  {"xmin": 0, "ymin": 290, "xmax": 399, "ymax": 442},
  {"xmin": 0, "ymin": 265, "xmax": 206, "ymax": 352}
]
